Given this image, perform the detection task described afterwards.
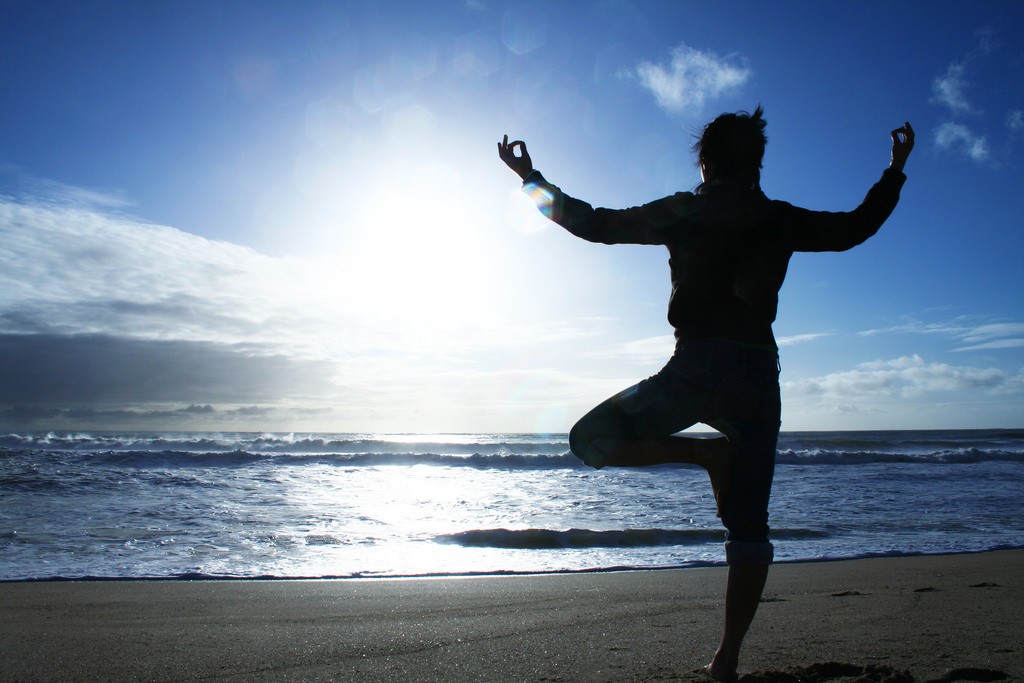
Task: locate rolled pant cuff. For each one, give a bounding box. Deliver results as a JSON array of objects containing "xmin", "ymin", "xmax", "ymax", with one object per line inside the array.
[{"xmin": 725, "ymin": 540, "xmax": 774, "ymax": 565}]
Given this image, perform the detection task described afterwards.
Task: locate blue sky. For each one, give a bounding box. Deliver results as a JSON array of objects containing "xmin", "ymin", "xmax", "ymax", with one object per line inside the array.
[{"xmin": 1, "ymin": 0, "xmax": 1022, "ymax": 433}]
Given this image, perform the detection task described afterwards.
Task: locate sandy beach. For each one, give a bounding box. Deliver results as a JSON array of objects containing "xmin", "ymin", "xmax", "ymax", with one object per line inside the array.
[{"xmin": 1, "ymin": 549, "xmax": 1020, "ymax": 682}]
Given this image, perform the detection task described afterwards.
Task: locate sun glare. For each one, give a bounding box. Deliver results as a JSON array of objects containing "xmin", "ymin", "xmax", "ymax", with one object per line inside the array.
[{"xmin": 339, "ymin": 165, "xmax": 493, "ymax": 333}]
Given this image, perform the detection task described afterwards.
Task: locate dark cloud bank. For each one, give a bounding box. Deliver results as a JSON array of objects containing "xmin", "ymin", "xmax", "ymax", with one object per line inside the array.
[{"xmin": 0, "ymin": 334, "xmax": 334, "ymax": 430}]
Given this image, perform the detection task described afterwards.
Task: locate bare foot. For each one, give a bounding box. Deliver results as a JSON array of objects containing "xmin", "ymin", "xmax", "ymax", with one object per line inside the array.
[
  {"xmin": 700, "ymin": 663, "xmax": 741, "ymax": 683},
  {"xmin": 703, "ymin": 648, "xmax": 739, "ymax": 681},
  {"xmin": 693, "ymin": 436, "xmax": 731, "ymax": 517}
]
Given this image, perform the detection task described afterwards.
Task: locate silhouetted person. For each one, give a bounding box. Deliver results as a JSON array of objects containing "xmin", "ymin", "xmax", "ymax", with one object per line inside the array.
[{"xmin": 499, "ymin": 108, "xmax": 914, "ymax": 680}]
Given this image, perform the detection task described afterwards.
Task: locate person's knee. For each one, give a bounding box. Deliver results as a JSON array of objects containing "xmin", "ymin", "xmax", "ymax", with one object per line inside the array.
[
  {"xmin": 720, "ymin": 492, "xmax": 769, "ymax": 535},
  {"xmin": 725, "ymin": 539, "xmax": 774, "ymax": 565},
  {"xmin": 568, "ymin": 422, "xmax": 600, "ymax": 468},
  {"xmin": 568, "ymin": 422, "xmax": 587, "ymax": 460},
  {"xmin": 721, "ymin": 508, "xmax": 772, "ymax": 565},
  {"xmin": 569, "ymin": 421, "xmax": 613, "ymax": 469}
]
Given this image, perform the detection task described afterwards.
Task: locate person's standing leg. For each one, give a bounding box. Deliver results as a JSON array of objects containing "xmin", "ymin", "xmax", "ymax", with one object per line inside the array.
[
  {"xmin": 569, "ymin": 342, "xmax": 777, "ymax": 680},
  {"xmin": 704, "ymin": 345, "xmax": 781, "ymax": 680},
  {"xmin": 704, "ymin": 430, "xmax": 774, "ymax": 681},
  {"xmin": 706, "ymin": 562, "xmax": 769, "ymax": 680}
]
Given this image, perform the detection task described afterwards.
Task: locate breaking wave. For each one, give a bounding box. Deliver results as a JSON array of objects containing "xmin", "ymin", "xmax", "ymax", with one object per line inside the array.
[
  {"xmin": 435, "ymin": 527, "xmax": 829, "ymax": 549},
  {"xmin": 2, "ymin": 429, "xmax": 1022, "ymax": 469}
]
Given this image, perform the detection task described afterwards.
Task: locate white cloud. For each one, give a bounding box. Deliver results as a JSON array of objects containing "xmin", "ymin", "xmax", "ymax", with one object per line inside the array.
[
  {"xmin": 784, "ymin": 354, "xmax": 1014, "ymax": 400},
  {"xmin": 0, "ymin": 165, "xmax": 132, "ymax": 210},
  {"xmin": 955, "ymin": 339, "xmax": 1024, "ymax": 352},
  {"xmin": 859, "ymin": 317, "xmax": 1024, "ymax": 353},
  {"xmin": 582, "ymin": 334, "xmax": 675, "ymax": 365},
  {"xmin": 832, "ymin": 403, "xmax": 882, "ymax": 416},
  {"xmin": 900, "ymin": 361, "xmax": 1005, "ymax": 395},
  {"xmin": 931, "ymin": 61, "xmax": 973, "ymax": 114},
  {"xmin": 0, "ymin": 183, "xmax": 548, "ymax": 361},
  {"xmin": 934, "ymin": 121, "xmax": 990, "ymax": 163},
  {"xmin": 1008, "ymin": 109, "xmax": 1024, "ymax": 131},
  {"xmin": 777, "ymin": 332, "xmax": 832, "ymax": 347},
  {"xmin": 857, "ymin": 354, "xmax": 927, "ymax": 371},
  {"xmin": 928, "ymin": 30, "xmax": 1021, "ymax": 166},
  {"xmin": 633, "ymin": 43, "xmax": 750, "ymax": 113},
  {"xmin": 959, "ymin": 322, "xmax": 1024, "ymax": 343},
  {"xmin": 0, "ymin": 195, "xmax": 311, "ymax": 351},
  {"xmin": 953, "ymin": 325, "xmax": 1024, "ymax": 351},
  {"xmin": 859, "ymin": 320, "xmax": 967, "ymax": 337},
  {"xmin": 0, "ymin": 182, "xmax": 626, "ymax": 431}
]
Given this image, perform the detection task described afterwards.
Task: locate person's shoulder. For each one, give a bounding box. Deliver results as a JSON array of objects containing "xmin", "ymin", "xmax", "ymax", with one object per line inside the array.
[
  {"xmin": 754, "ymin": 192, "xmax": 799, "ymax": 218},
  {"xmin": 726, "ymin": 189, "xmax": 788, "ymax": 219},
  {"xmin": 662, "ymin": 190, "xmax": 703, "ymax": 208},
  {"xmin": 656, "ymin": 190, "xmax": 706, "ymax": 220}
]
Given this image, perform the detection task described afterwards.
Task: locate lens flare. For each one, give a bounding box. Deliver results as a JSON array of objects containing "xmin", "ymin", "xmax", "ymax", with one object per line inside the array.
[{"xmin": 523, "ymin": 180, "xmax": 556, "ymax": 219}]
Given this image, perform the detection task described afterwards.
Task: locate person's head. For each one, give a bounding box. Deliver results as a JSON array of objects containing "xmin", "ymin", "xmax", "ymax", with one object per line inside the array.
[{"xmin": 694, "ymin": 106, "xmax": 767, "ymax": 188}]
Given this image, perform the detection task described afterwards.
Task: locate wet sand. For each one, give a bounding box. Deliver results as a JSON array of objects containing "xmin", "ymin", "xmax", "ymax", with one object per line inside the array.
[{"xmin": 1, "ymin": 549, "xmax": 1020, "ymax": 682}]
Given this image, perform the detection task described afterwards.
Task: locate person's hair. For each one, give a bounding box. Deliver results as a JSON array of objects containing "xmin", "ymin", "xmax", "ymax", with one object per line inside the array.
[{"xmin": 693, "ymin": 105, "xmax": 767, "ymax": 188}]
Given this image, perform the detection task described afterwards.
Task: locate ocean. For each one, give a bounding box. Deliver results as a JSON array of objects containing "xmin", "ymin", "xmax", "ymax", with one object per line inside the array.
[{"xmin": 2, "ymin": 430, "xmax": 1022, "ymax": 581}]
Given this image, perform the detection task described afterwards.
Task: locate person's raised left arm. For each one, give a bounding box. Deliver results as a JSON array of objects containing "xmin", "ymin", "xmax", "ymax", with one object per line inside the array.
[
  {"xmin": 783, "ymin": 122, "xmax": 913, "ymax": 253},
  {"xmin": 889, "ymin": 122, "xmax": 914, "ymax": 174}
]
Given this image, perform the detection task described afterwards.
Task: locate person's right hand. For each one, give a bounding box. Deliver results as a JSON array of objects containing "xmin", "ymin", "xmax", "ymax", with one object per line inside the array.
[
  {"xmin": 890, "ymin": 122, "xmax": 914, "ymax": 173},
  {"xmin": 498, "ymin": 134, "xmax": 534, "ymax": 180}
]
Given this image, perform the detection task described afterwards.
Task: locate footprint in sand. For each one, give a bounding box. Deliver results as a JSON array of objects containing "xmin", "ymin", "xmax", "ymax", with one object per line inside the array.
[
  {"xmin": 925, "ymin": 667, "xmax": 1010, "ymax": 682},
  {"xmin": 705, "ymin": 663, "xmax": 1012, "ymax": 682},
  {"xmin": 730, "ymin": 661, "xmax": 912, "ymax": 682}
]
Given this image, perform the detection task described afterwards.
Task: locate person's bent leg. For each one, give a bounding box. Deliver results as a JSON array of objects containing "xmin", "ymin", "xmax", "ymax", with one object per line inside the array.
[
  {"xmin": 568, "ymin": 372, "xmax": 707, "ymax": 469},
  {"xmin": 568, "ymin": 389, "xmax": 732, "ymax": 512},
  {"xmin": 598, "ymin": 435, "xmax": 731, "ymax": 515},
  {"xmin": 595, "ymin": 434, "xmax": 727, "ymax": 468}
]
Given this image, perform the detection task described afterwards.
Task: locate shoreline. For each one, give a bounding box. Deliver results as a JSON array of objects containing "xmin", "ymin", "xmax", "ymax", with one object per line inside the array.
[
  {"xmin": 2, "ymin": 549, "xmax": 1020, "ymax": 681},
  {"xmin": 5, "ymin": 545, "xmax": 1022, "ymax": 584}
]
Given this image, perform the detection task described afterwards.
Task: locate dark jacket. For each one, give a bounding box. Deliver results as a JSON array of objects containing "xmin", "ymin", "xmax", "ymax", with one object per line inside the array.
[{"xmin": 523, "ymin": 169, "xmax": 906, "ymax": 349}]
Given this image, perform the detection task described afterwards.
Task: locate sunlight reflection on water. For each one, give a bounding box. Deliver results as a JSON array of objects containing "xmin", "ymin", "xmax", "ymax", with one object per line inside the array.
[{"xmin": 3, "ymin": 432, "xmax": 1022, "ymax": 580}]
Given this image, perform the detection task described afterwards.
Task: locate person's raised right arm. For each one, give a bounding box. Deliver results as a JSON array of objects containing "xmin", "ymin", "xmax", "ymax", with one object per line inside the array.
[
  {"xmin": 498, "ymin": 134, "xmax": 686, "ymax": 246},
  {"xmin": 498, "ymin": 134, "xmax": 534, "ymax": 181}
]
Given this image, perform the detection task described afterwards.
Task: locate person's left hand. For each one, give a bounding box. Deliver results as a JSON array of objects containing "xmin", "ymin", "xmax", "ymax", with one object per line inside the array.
[
  {"xmin": 890, "ymin": 122, "xmax": 914, "ymax": 173},
  {"xmin": 498, "ymin": 134, "xmax": 534, "ymax": 180}
]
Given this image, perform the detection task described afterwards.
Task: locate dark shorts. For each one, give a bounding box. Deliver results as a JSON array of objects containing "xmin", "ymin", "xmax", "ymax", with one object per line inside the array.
[{"xmin": 568, "ymin": 338, "xmax": 781, "ymax": 564}]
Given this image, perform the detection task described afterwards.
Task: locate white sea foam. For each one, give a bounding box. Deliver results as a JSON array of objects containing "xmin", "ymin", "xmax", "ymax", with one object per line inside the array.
[{"xmin": 2, "ymin": 429, "xmax": 1022, "ymax": 581}]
